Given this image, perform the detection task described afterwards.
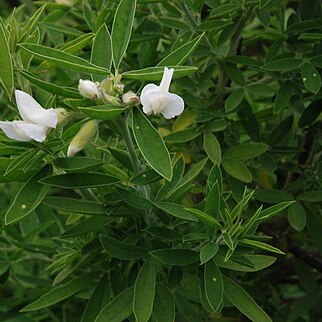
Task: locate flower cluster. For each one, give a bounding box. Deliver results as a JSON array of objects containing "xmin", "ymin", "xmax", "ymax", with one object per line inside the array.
[
  {"xmin": 0, "ymin": 68, "xmax": 184, "ymax": 157},
  {"xmin": 78, "ymin": 67, "xmax": 184, "ymax": 118},
  {"xmin": 78, "ymin": 77, "xmax": 139, "ymax": 106}
]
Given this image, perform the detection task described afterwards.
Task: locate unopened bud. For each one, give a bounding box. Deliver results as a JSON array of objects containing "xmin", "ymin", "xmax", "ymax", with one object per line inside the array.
[
  {"xmin": 55, "ymin": 108, "xmax": 69, "ymax": 124},
  {"xmin": 100, "ymin": 78, "xmax": 114, "ymax": 96},
  {"xmin": 100, "ymin": 92, "xmax": 122, "ymax": 106},
  {"xmin": 122, "ymin": 91, "xmax": 140, "ymax": 105},
  {"xmin": 55, "ymin": 0, "xmax": 74, "ymax": 6},
  {"xmin": 67, "ymin": 120, "xmax": 98, "ymax": 157},
  {"xmin": 78, "ymin": 79, "xmax": 100, "ymax": 99},
  {"xmin": 115, "ymin": 83, "xmax": 124, "ymax": 95}
]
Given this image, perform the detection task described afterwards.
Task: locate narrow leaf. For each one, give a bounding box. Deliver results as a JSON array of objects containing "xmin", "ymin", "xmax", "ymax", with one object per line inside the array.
[
  {"xmin": 21, "ymin": 273, "xmax": 96, "ymax": 312},
  {"xmin": 19, "ymin": 43, "xmax": 109, "ymax": 74},
  {"xmin": 0, "ymin": 22, "xmax": 13, "ymax": 98},
  {"xmin": 132, "ymin": 109, "xmax": 172, "ymax": 180},
  {"xmin": 133, "ymin": 257, "xmax": 156, "ymax": 322},
  {"xmin": 111, "ymin": 0, "xmax": 137, "ymax": 68},
  {"xmin": 223, "ymin": 276, "xmax": 272, "ymax": 322}
]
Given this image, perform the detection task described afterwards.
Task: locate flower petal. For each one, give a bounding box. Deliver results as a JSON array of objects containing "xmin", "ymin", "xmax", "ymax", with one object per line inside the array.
[
  {"xmin": 15, "ymin": 90, "xmax": 58, "ymax": 128},
  {"xmin": 140, "ymin": 84, "xmax": 160, "ymax": 115},
  {"xmin": 159, "ymin": 67, "xmax": 174, "ymax": 93},
  {"xmin": 13, "ymin": 121, "xmax": 49, "ymax": 143},
  {"xmin": 160, "ymin": 93, "xmax": 184, "ymax": 119},
  {"xmin": 0, "ymin": 121, "xmax": 31, "ymax": 141}
]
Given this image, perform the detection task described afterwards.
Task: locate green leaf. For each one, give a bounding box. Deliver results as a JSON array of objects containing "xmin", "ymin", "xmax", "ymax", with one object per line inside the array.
[
  {"xmin": 210, "ymin": 3, "xmax": 241, "ymax": 17},
  {"xmin": 54, "ymin": 157, "xmax": 104, "ymax": 172},
  {"xmin": 5, "ymin": 166, "xmax": 51, "ymax": 225},
  {"xmin": 43, "ymin": 197, "xmax": 106, "ymax": 215},
  {"xmin": 115, "ymin": 187, "xmax": 152, "ymax": 210},
  {"xmin": 257, "ymin": 201, "xmax": 294, "ymax": 221},
  {"xmin": 204, "ymin": 261, "xmax": 223, "ymax": 312},
  {"xmin": 81, "ymin": 275, "xmax": 111, "ymax": 322},
  {"xmin": 247, "ymin": 84, "xmax": 274, "ymax": 97},
  {"xmin": 111, "ymin": 0, "xmax": 137, "ymax": 68},
  {"xmin": 225, "ymin": 88, "xmax": 244, "ymax": 113},
  {"xmin": 287, "ymin": 201, "xmax": 307, "ymax": 232},
  {"xmin": 254, "ymin": 189, "xmax": 294, "ymax": 203},
  {"xmin": 223, "ymin": 276, "xmax": 272, "ymax": 322},
  {"xmin": 274, "ymin": 81, "xmax": 292, "ymax": 111},
  {"xmin": 41, "ymin": 22, "xmax": 84, "ymax": 37},
  {"xmin": 169, "ymin": 158, "xmax": 208, "ymax": 200},
  {"xmin": 217, "ymin": 254, "xmax": 276, "ymax": 272},
  {"xmin": 95, "ymin": 287, "xmax": 134, "ymax": 322},
  {"xmin": 133, "ymin": 257, "xmax": 156, "ymax": 322},
  {"xmin": 302, "ymin": 62, "xmax": 321, "ymax": 94},
  {"xmin": 237, "ymin": 100, "xmax": 260, "ymax": 142},
  {"xmin": 200, "ymin": 242, "xmax": 219, "ymax": 265},
  {"xmin": 286, "ymin": 18, "xmax": 322, "ymax": 34},
  {"xmin": 299, "ymin": 99, "xmax": 322, "ymax": 127},
  {"xmin": 204, "ymin": 132, "xmax": 221, "ymax": 165},
  {"xmin": 21, "ymin": 273, "xmax": 96, "ymax": 312},
  {"xmin": 40, "ymin": 173, "xmax": 119, "ymax": 189},
  {"xmin": 131, "ymin": 169, "xmax": 161, "ymax": 185},
  {"xmin": 150, "ymin": 249, "xmax": 199, "ymax": 266},
  {"xmin": 79, "ymin": 105, "xmax": 124, "ymax": 120},
  {"xmin": 310, "ymin": 54, "xmax": 322, "ymax": 68},
  {"xmin": 62, "ymin": 217, "xmax": 113, "ymax": 237},
  {"xmin": 297, "ymin": 190, "xmax": 322, "ymax": 202},
  {"xmin": 262, "ymin": 58, "xmax": 303, "ymax": 71},
  {"xmin": 157, "ymin": 17, "xmax": 189, "ymax": 30},
  {"xmin": 154, "ymin": 202, "xmax": 198, "ymax": 222},
  {"xmin": 0, "ymin": 22, "xmax": 13, "ymax": 98},
  {"xmin": 132, "ymin": 109, "xmax": 172, "ymax": 180},
  {"xmin": 19, "ymin": 43, "xmax": 109, "ymax": 74},
  {"xmin": 91, "ymin": 24, "xmax": 112, "ymax": 81},
  {"xmin": 240, "ymin": 239, "xmax": 285, "ymax": 255},
  {"xmin": 18, "ymin": 69, "xmax": 81, "ymax": 98},
  {"xmin": 100, "ymin": 234, "xmax": 147, "ymax": 260},
  {"xmin": 163, "ymin": 128, "xmax": 201, "ymax": 143},
  {"xmin": 122, "ymin": 66, "xmax": 198, "ymax": 81},
  {"xmin": 151, "ymin": 285, "xmax": 175, "ymax": 322},
  {"xmin": 158, "ymin": 33, "xmax": 204, "ymax": 66},
  {"xmin": 269, "ymin": 116, "xmax": 294, "ymax": 146},
  {"xmin": 156, "ymin": 156, "xmax": 185, "ymax": 201},
  {"xmin": 222, "ymin": 159, "xmax": 252, "ymax": 183},
  {"xmin": 224, "ymin": 143, "xmax": 268, "ymax": 160},
  {"xmin": 224, "ymin": 62, "xmax": 245, "ymax": 86},
  {"xmin": 184, "ymin": 208, "xmax": 222, "ymax": 229},
  {"xmin": 20, "ymin": 5, "xmax": 47, "ymax": 41}
]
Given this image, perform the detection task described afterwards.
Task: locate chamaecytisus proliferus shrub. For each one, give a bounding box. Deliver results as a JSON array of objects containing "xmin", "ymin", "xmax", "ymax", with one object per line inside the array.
[{"xmin": 0, "ymin": 0, "xmax": 322, "ymax": 321}]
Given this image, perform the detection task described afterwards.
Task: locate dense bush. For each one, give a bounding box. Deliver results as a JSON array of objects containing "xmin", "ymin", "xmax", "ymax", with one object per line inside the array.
[{"xmin": 0, "ymin": 0, "xmax": 322, "ymax": 321}]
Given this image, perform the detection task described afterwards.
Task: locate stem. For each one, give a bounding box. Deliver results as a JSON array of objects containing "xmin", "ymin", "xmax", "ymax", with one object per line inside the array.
[
  {"xmin": 118, "ymin": 113, "xmax": 151, "ymax": 224},
  {"xmin": 118, "ymin": 114, "xmax": 141, "ymax": 174}
]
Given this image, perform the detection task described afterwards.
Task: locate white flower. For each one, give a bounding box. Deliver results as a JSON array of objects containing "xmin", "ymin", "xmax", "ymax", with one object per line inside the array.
[
  {"xmin": 0, "ymin": 90, "xmax": 58, "ymax": 142},
  {"xmin": 78, "ymin": 79, "xmax": 100, "ymax": 99},
  {"xmin": 67, "ymin": 120, "xmax": 98, "ymax": 157},
  {"xmin": 140, "ymin": 67, "xmax": 184, "ymax": 119}
]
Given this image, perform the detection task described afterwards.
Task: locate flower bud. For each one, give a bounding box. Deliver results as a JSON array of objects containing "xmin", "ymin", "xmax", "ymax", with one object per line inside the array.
[
  {"xmin": 55, "ymin": 0, "xmax": 74, "ymax": 6},
  {"xmin": 100, "ymin": 92, "xmax": 122, "ymax": 106},
  {"xmin": 122, "ymin": 91, "xmax": 140, "ymax": 105},
  {"xmin": 67, "ymin": 120, "xmax": 98, "ymax": 157},
  {"xmin": 100, "ymin": 78, "xmax": 114, "ymax": 96},
  {"xmin": 115, "ymin": 83, "xmax": 124, "ymax": 95},
  {"xmin": 78, "ymin": 79, "xmax": 100, "ymax": 99},
  {"xmin": 55, "ymin": 108, "xmax": 69, "ymax": 124}
]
